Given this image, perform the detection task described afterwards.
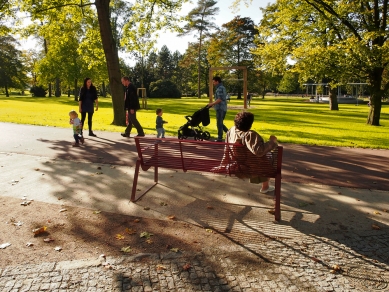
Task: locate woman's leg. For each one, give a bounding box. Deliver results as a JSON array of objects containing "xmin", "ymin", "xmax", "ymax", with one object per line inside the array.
[
  {"xmin": 87, "ymin": 112, "xmax": 95, "ymax": 135},
  {"xmin": 80, "ymin": 112, "xmax": 87, "ymax": 136}
]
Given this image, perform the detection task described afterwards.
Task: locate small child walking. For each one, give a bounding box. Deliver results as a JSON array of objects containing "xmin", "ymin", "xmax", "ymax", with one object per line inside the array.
[
  {"xmin": 69, "ymin": 110, "xmax": 84, "ymax": 147},
  {"xmin": 156, "ymin": 108, "xmax": 168, "ymax": 138}
]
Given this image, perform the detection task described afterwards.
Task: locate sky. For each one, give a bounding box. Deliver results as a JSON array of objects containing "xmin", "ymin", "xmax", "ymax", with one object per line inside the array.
[{"xmin": 155, "ymin": 0, "xmax": 273, "ymax": 54}]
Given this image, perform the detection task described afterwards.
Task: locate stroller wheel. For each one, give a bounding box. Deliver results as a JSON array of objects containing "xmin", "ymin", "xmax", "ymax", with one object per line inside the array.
[
  {"xmin": 202, "ymin": 131, "xmax": 211, "ymax": 140},
  {"xmin": 194, "ymin": 133, "xmax": 203, "ymax": 141},
  {"xmin": 178, "ymin": 132, "xmax": 187, "ymax": 140}
]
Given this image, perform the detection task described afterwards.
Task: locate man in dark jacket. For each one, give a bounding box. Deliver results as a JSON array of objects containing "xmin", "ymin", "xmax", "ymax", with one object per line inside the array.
[{"xmin": 121, "ymin": 76, "xmax": 145, "ymax": 137}]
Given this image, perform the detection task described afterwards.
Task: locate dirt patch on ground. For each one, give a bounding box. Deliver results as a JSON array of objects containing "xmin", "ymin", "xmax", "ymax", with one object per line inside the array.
[{"xmin": 0, "ymin": 196, "xmax": 232, "ymax": 269}]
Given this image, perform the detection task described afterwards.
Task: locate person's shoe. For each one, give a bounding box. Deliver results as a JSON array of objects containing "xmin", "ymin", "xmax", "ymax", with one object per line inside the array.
[
  {"xmin": 260, "ymin": 186, "xmax": 275, "ymax": 194},
  {"xmin": 121, "ymin": 133, "xmax": 130, "ymax": 137},
  {"xmin": 136, "ymin": 134, "xmax": 145, "ymax": 137},
  {"xmin": 72, "ymin": 143, "xmax": 80, "ymax": 147},
  {"xmin": 215, "ymin": 139, "xmax": 224, "ymax": 142},
  {"xmin": 89, "ymin": 132, "xmax": 97, "ymax": 137}
]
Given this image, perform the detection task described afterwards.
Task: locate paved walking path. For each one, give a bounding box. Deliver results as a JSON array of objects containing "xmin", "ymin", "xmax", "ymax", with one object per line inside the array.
[{"xmin": 0, "ymin": 122, "xmax": 388, "ymax": 291}]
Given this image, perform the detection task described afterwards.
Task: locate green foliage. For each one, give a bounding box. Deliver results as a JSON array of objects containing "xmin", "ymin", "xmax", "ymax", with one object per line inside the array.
[
  {"xmin": 149, "ymin": 80, "xmax": 181, "ymax": 98},
  {"xmin": 30, "ymin": 85, "xmax": 47, "ymax": 97},
  {"xmin": 255, "ymin": 0, "xmax": 389, "ymax": 124}
]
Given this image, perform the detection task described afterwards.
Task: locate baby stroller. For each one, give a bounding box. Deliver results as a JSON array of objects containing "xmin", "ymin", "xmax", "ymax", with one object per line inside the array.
[{"xmin": 178, "ymin": 106, "xmax": 211, "ymax": 141}]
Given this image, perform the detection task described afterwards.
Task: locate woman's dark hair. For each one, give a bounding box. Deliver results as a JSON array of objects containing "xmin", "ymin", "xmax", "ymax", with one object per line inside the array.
[
  {"xmin": 234, "ymin": 111, "xmax": 254, "ymax": 132},
  {"xmin": 83, "ymin": 77, "xmax": 92, "ymax": 89}
]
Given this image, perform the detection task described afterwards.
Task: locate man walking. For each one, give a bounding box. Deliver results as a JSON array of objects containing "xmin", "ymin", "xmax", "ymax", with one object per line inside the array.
[
  {"xmin": 121, "ymin": 76, "xmax": 145, "ymax": 137},
  {"xmin": 208, "ymin": 76, "xmax": 228, "ymax": 142}
]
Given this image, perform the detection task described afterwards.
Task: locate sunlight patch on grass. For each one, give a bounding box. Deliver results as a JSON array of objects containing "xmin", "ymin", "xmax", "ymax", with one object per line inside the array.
[{"xmin": 1, "ymin": 94, "xmax": 388, "ymax": 149}]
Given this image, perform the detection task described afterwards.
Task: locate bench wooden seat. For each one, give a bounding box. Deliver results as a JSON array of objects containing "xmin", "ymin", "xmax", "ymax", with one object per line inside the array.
[{"xmin": 132, "ymin": 137, "xmax": 283, "ymax": 221}]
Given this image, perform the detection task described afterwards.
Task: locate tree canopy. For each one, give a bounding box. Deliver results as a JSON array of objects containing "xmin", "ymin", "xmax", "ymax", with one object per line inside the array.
[{"xmin": 255, "ymin": 0, "xmax": 389, "ymax": 125}]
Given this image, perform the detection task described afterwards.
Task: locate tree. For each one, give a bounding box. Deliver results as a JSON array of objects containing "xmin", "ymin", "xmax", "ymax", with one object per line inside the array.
[
  {"xmin": 179, "ymin": 0, "xmax": 219, "ymax": 99},
  {"xmin": 16, "ymin": 0, "xmax": 188, "ymax": 125},
  {"xmin": 0, "ymin": 32, "xmax": 27, "ymax": 96},
  {"xmin": 208, "ymin": 16, "xmax": 258, "ymax": 99},
  {"xmin": 255, "ymin": 0, "xmax": 389, "ymax": 125}
]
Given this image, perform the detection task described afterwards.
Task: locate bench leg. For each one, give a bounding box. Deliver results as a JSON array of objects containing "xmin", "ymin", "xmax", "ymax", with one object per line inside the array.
[
  {"xmin": 131, "ymin": 160, "xmax": 159, "ymax": 202},
  {"xmin": 274, "ymin": 174, "xmax": 281, "ymax": 221},
  {"xmin": 131, "ymin": 159, "xmax": 141, "ymax": 202}
]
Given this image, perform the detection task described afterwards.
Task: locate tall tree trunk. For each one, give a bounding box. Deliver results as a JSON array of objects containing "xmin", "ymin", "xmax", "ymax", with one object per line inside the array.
[
  {"xmin": 329, "ymin": 87, "xmax": 339, "ymax": 110},
  {"xmin": 74, "ymin": 78, "xmax": 78, "ymax": 101},
  {"xmin": 55, "ymin": 77, "xmax": 61, "ymax": 97},
  {"xmin": 101, "ymin": 81, "xmax": 106, "ymax": 97},
  {"xmin": 197, "ymin": 32, "xmax": 202, "ymax": 99},
  {"xmin": 367, "ymin": 92, "xmax": 382, "ymax": 125},
  {"xmin": 95, "ymin": 0, "xmax": 125, "ymax": 126},
  {"xmin": 367, "ymin": 68, "xmax": 383, "ymax": 126},
  {"xmin": 48, "ymin": 82, "xmax": 52, "ymax": 97},
  {"xmin": 5, "ymin": 84, "xmax": 9, "ymax": 97}
]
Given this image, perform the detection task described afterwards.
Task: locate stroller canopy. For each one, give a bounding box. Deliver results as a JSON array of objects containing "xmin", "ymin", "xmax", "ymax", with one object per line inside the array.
[{"xmin": 189, "ymin": 106, "xmax": 210, "ymax": 127}]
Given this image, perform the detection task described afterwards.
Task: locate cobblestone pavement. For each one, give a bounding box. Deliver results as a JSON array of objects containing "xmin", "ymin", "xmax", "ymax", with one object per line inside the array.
[{"xmin": 1, "ymin": 230, "xmax": 389, "ymax": 291}]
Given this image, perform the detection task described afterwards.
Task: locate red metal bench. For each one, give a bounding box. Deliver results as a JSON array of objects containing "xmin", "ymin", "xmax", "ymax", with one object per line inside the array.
[{"xmin": 132, "ymin": 137, "xmax": 283, "ymax": 221}]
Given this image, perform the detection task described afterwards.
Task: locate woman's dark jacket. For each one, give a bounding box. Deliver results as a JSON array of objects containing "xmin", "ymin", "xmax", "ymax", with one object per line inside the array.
[{"xmin": 79, "ymin": 86, "xmax": 98, "ymax": 102}]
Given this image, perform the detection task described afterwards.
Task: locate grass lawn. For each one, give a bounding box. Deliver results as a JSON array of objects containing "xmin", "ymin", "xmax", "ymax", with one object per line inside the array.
[{"xmin": 1, "ymin": 94, "xmax": 388, "ymax": 149}]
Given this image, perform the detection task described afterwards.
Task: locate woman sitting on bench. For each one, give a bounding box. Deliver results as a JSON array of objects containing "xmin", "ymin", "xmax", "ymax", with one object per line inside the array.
[{"xmin": 225, "ymin": 111, "xmax": 278, "ymax": 193}]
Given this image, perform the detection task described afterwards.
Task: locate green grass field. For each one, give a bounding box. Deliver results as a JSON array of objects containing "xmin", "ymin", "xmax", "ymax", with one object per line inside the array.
[{"xmin": 1, "ymin": 94, "xmax": 388, "ymax": 149}]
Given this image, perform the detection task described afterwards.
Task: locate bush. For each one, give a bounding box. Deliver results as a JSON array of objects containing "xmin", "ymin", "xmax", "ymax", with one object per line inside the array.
[
  {"xmin": 30, "ymin": 85, "xmax": 47, "ymax": 97},
  {"xmin": 149, "ymin": 80, "xmax": 181, "ymax": 98}
]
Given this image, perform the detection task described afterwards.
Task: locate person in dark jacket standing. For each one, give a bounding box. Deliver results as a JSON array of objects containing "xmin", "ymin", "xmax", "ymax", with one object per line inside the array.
[
  {"xmin": 121, "ymin": 76, "xmax": 145, "ymax": 137},
  {"xmin": 79, "ymin": 77, "xmax": 98, "ymax": 137}
]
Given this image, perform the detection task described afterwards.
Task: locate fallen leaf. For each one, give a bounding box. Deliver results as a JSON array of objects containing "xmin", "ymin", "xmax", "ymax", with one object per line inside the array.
[
  {"xmin": 374, "ymin": 211, "xmax": 382, "ymax": 215},
  {"xmin": 0, "ymin": 243, "xmax": 11, "ymax": 249},
  {"xmin": 32, "ymin": 226, "xmax": 47, "ymax": 235},
  {"xmin": 59, "ymin": 208, "xmax": 67, "ymax": 212},
  {"xmin": 121, "ymin": 246, "xmax": 132, "ymax": 253},
  {"xmin": 134, "ymin": 219, "xmax": 141, "ymax": 223},
  {"xmin": 167, "ymin": 215, "xmax": 176, "ymax": 220},
  {"xmin": 332, "ymin": 264, "xmax": 342, "ymax": 271},
  {"xmin": 206, "ymin": 206, "xmax": 214, "ymax": 210},
  {"xmin": 13, "ymin": 221, "xmax": 23, "ymax": 226},
  {"xmin": 160, "ymin": 202, "xmax": 168, "ymax": 206},
  {"xmin": 140, "ymin": 231, "xmax": 153, "ymax": 239},
  {"xmin": 26, "ymin": 242, "xmax": 34, "ymax": 247},
  {"xmin": 54, "ymin": 246, "xmax": 62, "ymax": 251},
  {"xmin": 43, "ymin": 238, "xmax": 55, "ymax": 242},
  {"xmin": 95, "ymin": 172, "xmax": 103, "ymax": 175},
  {"xmin": 311, "ymin": 257, "xmax": 321, "ymax": 263},
  {"xmin": 97, "ymin": 166, "xmax": 102, "ymax": 170},
  {"xmin": 205, "ymin": 229, "xmax": 214, "ymax": 233},
  {"xmin": 34, "ymin": 168, "xmax": 40, "ymax": 171},
  {"xmin": 144, "ymin": 207, "xmax": 150, "ymax": 210},
  {"xmin": 372, "ymin": 224, "xmax": 381, "ymax": 230},
  {"xmin": 146, "ymin": 239, "xmax": 153, "ymax": 244},
  {"xmin": 268, "ymin": 209, "xmax": 275, "ymax": 215},
  {"xmin": 115, "ymin": 234, "xmax": 125, "ymax": 240},
  {"xmin": 170, "ymin": 247, "xmax": 179, "ymax": 253},
  {"xmin": 157, "ymin": 265, "xmax": 167, "ymax": 270},
  {"xmin": 20, "ymin": 201, "xmax": 31, "ymax": 206},
  {"xmin": 93, "ymin": 210, "xmax": 101, "ymax": 214},
  {"xmin": 57, "ymin": 197, "xmax": 62, "ymax": 200},
  {"xmin": 183, "ymin": 263, "xmax": 191, "ymax": 270},
  {"xmin": 125, "ymin": 228, "xmax": 136, "ymax": 235}
]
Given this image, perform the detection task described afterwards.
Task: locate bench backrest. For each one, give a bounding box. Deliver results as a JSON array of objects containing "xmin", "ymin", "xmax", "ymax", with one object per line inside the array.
[{"xmin": 134, "ymin": 137, "xmax": 282, "ymax": 179}]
